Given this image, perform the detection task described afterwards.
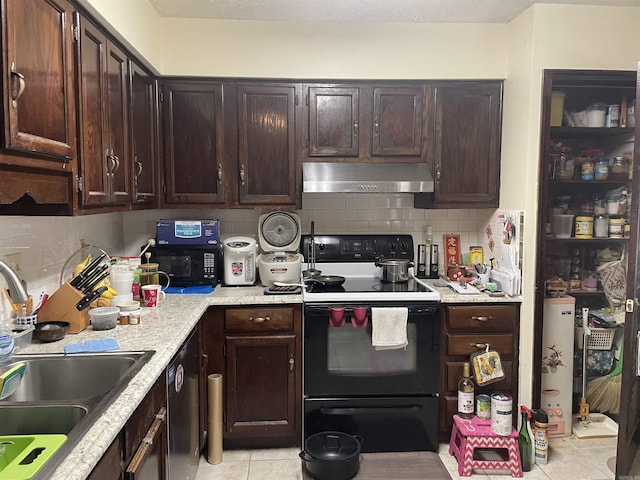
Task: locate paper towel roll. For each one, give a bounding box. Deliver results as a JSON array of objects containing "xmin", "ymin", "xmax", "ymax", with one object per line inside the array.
[{"xmin": 207, "ymin": 373, "xmax": 223, "ymax": 465}]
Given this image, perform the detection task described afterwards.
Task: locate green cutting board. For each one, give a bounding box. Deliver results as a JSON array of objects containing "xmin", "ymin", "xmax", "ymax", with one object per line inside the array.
[{"xmin": 0, "ymin": 434, "xmax": 67, "ymax": 480}]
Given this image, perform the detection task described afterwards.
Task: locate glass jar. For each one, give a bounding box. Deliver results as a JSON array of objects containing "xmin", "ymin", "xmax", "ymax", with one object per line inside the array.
[
  {"xmin": 611, "ymin": 156, "xmax": 627, "ymax": 178},
  {"xmin": 139, "ymin": 263, "xmax": 160, "ymax": 286},
  {"xmin": 594, "ymin": 214, "xmax": 609, "ymax": 238},
  {"xmin": 594, "ymin": 158, "xmax": 609, "ymax": 180},
  {"xmin": 558, "ymin": 147, "xmax": 574, "ymax": 179}
]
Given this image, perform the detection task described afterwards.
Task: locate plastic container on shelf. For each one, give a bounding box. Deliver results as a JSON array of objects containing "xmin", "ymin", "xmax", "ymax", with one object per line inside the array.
[
  {"xmin": 586, "ymin": 103, "xmax": 607, "ymax": 127},
  {"xmin": 551, "ymin": 214, "xmax": 574, "ymax": 238}
]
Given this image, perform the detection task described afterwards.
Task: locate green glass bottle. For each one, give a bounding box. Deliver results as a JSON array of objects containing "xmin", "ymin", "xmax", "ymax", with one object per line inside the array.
[{"xmin": 518, "ymin": 406, "xmax": 532, "ymax": 472}]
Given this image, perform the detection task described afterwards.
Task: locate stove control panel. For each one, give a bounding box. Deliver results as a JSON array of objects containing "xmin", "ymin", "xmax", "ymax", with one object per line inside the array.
[{"xmin": 301, "ymin": 234, "xmax": 414, "ymax": 262}]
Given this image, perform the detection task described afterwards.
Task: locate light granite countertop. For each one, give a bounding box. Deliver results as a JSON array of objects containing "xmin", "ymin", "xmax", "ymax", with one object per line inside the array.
[
  {"xmin": 13, "ymin": 282, "xmax": 520, "ymax": 479},
  {"xmin": 14, "ymin": 286, "xmax": 302, "ymax": 480},
  {"xmin": 420, "ymin": 279, "xmax": 523, "ymax": 304}
]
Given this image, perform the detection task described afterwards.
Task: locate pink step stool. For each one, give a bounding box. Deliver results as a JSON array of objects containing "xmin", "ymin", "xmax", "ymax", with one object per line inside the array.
[{"xmin": 448, "ymin": 414, "xmax": 523, "ymax": 477}]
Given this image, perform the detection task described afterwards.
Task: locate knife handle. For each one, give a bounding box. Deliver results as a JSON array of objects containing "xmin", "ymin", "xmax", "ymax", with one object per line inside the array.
[{"xmin": 76, "ymin": 286, "xmax": 107, "ymax": 311}]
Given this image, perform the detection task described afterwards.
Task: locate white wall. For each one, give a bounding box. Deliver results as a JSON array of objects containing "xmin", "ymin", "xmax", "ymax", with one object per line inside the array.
[
  {"xmin": 85, "ymin": 0, "xmax": 163, "ymax": 70},
  {"xmin": 157, "ymin": 20, "xmax": 508, "ymax": 78}
]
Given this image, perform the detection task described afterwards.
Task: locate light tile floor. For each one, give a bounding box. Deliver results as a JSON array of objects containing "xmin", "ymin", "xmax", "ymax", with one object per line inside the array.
[{"xmin": 195, "ymin": 436, "xmax": 617, "ymax": 480}]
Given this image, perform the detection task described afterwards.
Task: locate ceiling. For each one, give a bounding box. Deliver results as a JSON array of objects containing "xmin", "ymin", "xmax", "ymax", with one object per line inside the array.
[{"xmin": 147, "ymin": 0, "xmax": 640, "ymax": 23}]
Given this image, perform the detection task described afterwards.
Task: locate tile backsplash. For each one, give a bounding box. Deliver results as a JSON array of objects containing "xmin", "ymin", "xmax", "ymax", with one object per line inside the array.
[{"xmin": 0, "ymin": 193, "xmax": 506, "ymax": 321}]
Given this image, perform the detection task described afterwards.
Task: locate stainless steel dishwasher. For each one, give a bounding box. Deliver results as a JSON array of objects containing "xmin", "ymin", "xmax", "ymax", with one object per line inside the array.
[{"xmin": 167, "ymin": 328, "xmax": 200, "ymax": 480}]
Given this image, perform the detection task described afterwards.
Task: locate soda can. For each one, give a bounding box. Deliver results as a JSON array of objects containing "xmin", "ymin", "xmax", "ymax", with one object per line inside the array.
[
  {"xmin": 490, "ymin": 392, "xmax": 513, "ymax": 436},
  {"xmin": 476, "ymin": 394, "xmax": 491, "ymax": 420}
]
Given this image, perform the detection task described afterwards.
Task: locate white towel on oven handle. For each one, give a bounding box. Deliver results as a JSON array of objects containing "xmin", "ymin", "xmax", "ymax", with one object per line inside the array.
[{"xmin": 371, "ymin": 307, "xmax": 408, "ymax": 350}]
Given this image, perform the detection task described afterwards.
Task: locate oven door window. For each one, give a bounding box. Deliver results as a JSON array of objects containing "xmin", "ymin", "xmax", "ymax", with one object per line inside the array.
[
  {"xmin": 304, "ymin": 306, "xmax": 440, "ymax": 397},
  {"xmin": 327, "ymin": 325, "xmax": 417, "ymax": 375}
]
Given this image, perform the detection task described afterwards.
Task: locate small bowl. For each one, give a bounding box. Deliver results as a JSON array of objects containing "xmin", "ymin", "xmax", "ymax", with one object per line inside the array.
[
  {"xmin": 117, "ymin": 300, "xmax": 141, "ymax": 311},
  {"xmin": 33, "ymin": 321, "xmax": 70, "ymax": 343},
  {"xmin": 89, "ymin": 306, "xmax": 119, "ymax": 331}
]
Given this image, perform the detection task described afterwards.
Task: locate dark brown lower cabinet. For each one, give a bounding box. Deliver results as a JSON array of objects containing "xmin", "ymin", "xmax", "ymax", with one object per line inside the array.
[
  {"xmin": 87, "ymin": 371, "xmax": 167, "ymax": 480},
  {"xmin": 439, "ymin": 303, "xmax": 520, "ymax": 440},
  {"xmin": 204, "ymin": 304, "xmax": 302, "ymax": 449}
]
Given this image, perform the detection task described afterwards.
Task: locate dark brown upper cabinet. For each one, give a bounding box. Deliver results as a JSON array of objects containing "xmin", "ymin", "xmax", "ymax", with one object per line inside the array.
[
  {"xmin": 237, "ymin": 82, "xmax": 300, "ymax": 206},
  {"xmin": 304, "ymin": 83, "xmax": 425, "ymax": 162},
  {"xmin": 417, "ymin": 81, "xmax": 502, "ymax": 208},
  {"xmin": 307, "ymin": 86, "xmax": 359, "ymax": 157},
  {"xmin": 76, "ymin": 15, "xmax": 130, "ymax": 207},
  {"xmin": 2, "ymin": 0, "xmax": 77, "ymax": 162},
  {"xmin": 129, "ymin": 60, "xmax": 158, "ymax": 208},
  {"xmin": 160, "ymin": 80, "xmax": 227, "ymax": 206}
]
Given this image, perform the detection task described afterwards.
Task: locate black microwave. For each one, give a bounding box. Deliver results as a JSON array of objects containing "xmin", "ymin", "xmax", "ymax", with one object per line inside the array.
[{"xmin": 146, "ymin": 245, "xmax": 220, "ymax": 286}]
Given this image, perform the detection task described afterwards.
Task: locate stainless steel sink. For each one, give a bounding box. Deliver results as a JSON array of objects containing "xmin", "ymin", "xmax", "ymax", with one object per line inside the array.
[
  {"xmin": 0, "ymin": 350, "xmax": 155, "ymax": 479},
  {"xmin": 6, "ymin": 353, "xmax": 145, "ymax": 402},
  {"xmin": 0, "ymin": 404, "xmax": 87, "ymax": 435}
]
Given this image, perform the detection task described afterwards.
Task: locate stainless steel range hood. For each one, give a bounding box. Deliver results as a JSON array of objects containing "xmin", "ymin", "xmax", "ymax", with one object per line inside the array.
[{"xmin": 302, "ymin": 162, "xmax": 434, "ymax": 193}]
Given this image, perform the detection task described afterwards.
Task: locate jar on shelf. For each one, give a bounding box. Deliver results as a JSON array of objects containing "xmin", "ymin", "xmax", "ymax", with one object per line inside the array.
[
  {"xmin": 609, "ymin": 217, "xmax": 625, "ymax": 238},
  {"xmin": 581, "ymin": 160, "xmax": 595, "ymax": 181},
  {"xmin": 575, "ymin": 215, "xmax": 593, "ymax": 239},
  {"xmin": 557, "ymin": 147, "xmax": 574, "ymax": 179},
  {"xmin": 594, "ymin": 214, "xmax": 609, "ymax": 238},
  {"xmin": 593, "ymin": 195, "xmax": 606, "ymax": 215},
  {"xmin": 611, "ymin": 156, "xmax": 628, "ymax": 178},
  {"xmin": 594, "ymin": 157, "xmax": 609, "ymax": 180}
]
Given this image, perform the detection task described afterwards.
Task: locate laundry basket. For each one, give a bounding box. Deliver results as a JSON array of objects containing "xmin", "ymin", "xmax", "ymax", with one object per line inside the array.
[{"xmin": 575, "ymin": 327, "xmax": 616, "ymax": 350}]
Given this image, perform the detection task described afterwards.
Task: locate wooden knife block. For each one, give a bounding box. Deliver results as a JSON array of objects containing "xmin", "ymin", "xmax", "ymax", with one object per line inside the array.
[{"xmin": 37, "ymin": 282, "xmax": 90, "ymax": 333}]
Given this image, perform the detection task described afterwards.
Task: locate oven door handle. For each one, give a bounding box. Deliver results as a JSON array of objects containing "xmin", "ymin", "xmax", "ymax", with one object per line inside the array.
[{"xmin": 320, "ymin": 405, "xmax": 422, "ymax": 416}]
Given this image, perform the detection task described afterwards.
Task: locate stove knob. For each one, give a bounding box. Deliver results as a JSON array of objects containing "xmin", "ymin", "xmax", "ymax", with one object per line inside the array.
[
  {"xmin": 401, "ymin": 241, "xmax": 409, "ymax": 251},
  {"xmin": 389, "ymin": 242, "xmax": 397, "ymax": 250},
  {"xmin": 318, "ymin": 243, "xmax": 326, "ymax": 250}
]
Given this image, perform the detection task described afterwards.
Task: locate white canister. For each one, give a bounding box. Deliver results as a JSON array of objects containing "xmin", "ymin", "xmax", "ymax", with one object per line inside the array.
[
  {"xmin": 594, "ymin": 215, "xmax": 608, "ymax": 238},
  {"xmin": 490, "ymin": 393, "xmax": 513, "ymax": 436}
]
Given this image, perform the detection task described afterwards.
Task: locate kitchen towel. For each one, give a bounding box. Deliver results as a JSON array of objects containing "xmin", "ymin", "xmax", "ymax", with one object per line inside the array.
[
  {"xmin": 371, "ymin": 307, "xmax": 408, "ymax": 350},
  {"xmin": 64, "ymin": 338, "xmax": 120, "ymax": 354}
]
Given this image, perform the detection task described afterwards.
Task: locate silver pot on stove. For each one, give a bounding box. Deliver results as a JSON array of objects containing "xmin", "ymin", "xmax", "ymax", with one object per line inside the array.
[{"xmin": 375, "ymin": 258, "xmax": 414, "ymax": 283}]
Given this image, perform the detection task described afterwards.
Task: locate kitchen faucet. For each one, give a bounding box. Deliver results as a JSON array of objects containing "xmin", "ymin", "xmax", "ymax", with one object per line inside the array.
[{"xmin": 0, "ymin": 259, "xmax": 28, "ymax": 304}]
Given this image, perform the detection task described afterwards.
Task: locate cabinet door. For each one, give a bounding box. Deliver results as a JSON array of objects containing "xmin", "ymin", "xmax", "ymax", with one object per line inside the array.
[
  {"xmin": 129, "ymin": 61, "xmax": 157, "ymax": 207},
  {"xmin": 3, "ymin": 0, "xmax": 77, "ymax": 161},
  {"xmin": 307, "ymin": 86, "xmax": 359, "ymax": 157},
  {"xmin": 161, "ymin": 81, "xmax": 226, "ymax": 205},
  {"xmin": 105, "ymin": 41, "xmax": 130, "ymax": 204},
  {"xmin": 225, "ymin": 335, "xmax": 296, "ymax": 437},
  {"xmin": 237, "ymin": 83, "xmax": 299, "ymax": 205},
  {"xmin": 125, "ymin": 407, "xmax": 167, "ymax": 480},
  {"xmin": 432, "ymin": 82, "xmax": 502, "ymax": 207},
  {"xmin": 372, "ymin": 86, "xmax": 424, "ymax": 156},
  {"xmin": 76, "ymin": 17, "xmax": 109, "ymax": 206}
]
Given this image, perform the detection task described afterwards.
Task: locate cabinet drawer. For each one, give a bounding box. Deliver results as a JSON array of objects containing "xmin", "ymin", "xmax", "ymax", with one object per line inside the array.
[
  {"xmin": 444, "ymin": 360, "xmax": 513, "ymax": 392},
  {"xmin": 445, "ymin": 334, "xmax": 513, "ymax": 356},
  {"xmin": 225, "ymin": 306, "xmax": 294, "ymax": 332},
  {"xmin": 445, "ymin": 305, "xmax": 517, "ymax": 331}
]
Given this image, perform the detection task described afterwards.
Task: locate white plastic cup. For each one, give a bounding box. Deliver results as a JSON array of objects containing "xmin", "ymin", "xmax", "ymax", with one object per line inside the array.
[{"xmin": 110, "ymin": 266, "xmax": 134, "ymax": 297}]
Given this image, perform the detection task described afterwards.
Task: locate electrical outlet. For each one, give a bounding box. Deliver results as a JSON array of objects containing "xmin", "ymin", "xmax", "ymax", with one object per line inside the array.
[{"xmin": 3, "ymin": 252, "xmax": 22, "ymax": 272}]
